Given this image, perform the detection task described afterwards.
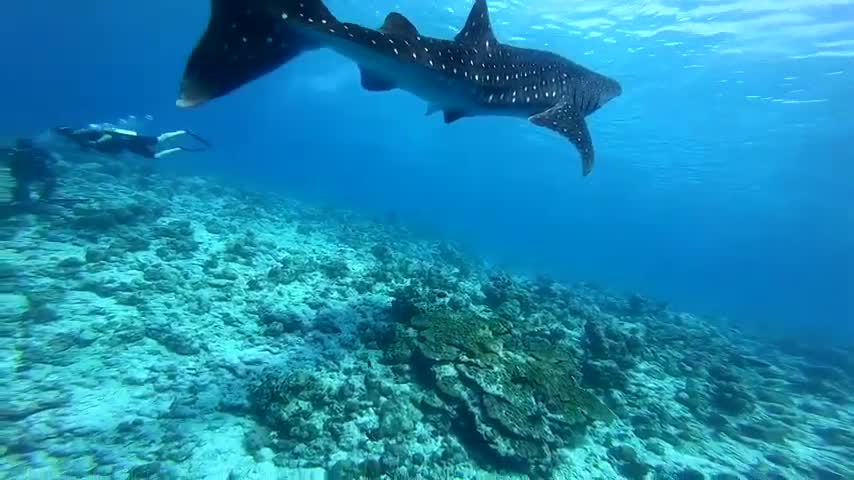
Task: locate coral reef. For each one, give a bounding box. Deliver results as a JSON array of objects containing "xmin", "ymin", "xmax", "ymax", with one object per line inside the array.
[
  {"xmin": 0, "ymin": 151, "xmax": 851, "ymax": 480},
  {"xmin": 374, "ymin": 291, "xmax": 614, "ymax": 477}
]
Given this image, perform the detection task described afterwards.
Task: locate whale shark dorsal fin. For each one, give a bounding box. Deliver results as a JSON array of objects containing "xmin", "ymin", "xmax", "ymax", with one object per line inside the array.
[
  {"xmin": 530, "ymin": 103, "xmax": 595, "ymax": 176},
  {"xmin": 380, "ymin": 12, "xmax": 419, "ymax": 38},
  {"xmin": 455, "ymin": 0, "xmax": 497, "ymax": 47}
]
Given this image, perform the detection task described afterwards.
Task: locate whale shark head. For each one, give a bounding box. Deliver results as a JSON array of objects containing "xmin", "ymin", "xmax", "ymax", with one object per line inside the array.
[
  {"xmin": 601, "ymin": 77, "xmax": 623, "ymax": 106},
  {"xmin": 582, "ymin": 73, "xmax": 622, "ymax": 116}
]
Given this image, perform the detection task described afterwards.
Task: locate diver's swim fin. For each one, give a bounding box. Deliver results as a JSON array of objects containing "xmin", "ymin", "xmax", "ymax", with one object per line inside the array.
[{"xmin": 185, "ymin": 130, "xmax": 212, "ymax": 148}]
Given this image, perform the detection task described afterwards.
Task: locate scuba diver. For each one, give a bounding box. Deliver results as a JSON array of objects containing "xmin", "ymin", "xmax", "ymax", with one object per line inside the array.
[
  {"xmin": 54, "ymin": 124, "xmax": 211, "ymax": 159},
  {"xmin": 0, "ymin": 138, "xmax": 59, "ymax": 206}
]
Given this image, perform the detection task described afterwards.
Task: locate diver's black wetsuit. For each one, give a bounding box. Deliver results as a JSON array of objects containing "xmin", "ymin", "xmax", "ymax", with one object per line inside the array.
[
  {"xmin": 55, "ymin": 126, "xmax": 210, "ymax": 159},
  {"xmin": 4, "ymin": 138, "xmax": 57, "ymax": 203},
  {"xmin": 92, "ymin": 131, "xmax": 161, "ymax": 158}
]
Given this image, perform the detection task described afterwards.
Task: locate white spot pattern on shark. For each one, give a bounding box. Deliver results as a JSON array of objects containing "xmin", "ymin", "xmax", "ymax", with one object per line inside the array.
[{"xmin": 177, "ymin": 0, "xmax": 621, "ymax": 176}]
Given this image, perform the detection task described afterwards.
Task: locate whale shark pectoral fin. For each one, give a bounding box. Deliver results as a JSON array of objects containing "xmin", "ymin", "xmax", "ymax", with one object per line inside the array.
[
  {"xmin": 530, "ymin": 104, "xmax": 595, "ymax": 176},
  {"xmin": 177, "ymin": 0, "xmax": 334, "ymax": 107},
  {"xmin": 443, "ymin": 111, "xmax": 468, "ymax": 124},
  {"xmin": 358, "ymin": 66, "xmax": 396, "ymax": 91}
]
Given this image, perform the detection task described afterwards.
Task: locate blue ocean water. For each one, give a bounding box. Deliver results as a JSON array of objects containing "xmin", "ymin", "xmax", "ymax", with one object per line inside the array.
[
  {"xmin": 3, "ymin": 1, "xmax": 851, "ymax": 341},
  {"xmin": 3, "ymin": 2, "xmax": 854, "ymax": 479}
]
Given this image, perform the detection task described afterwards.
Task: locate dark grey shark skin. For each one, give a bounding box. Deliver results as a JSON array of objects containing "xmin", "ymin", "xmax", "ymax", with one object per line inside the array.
[{"xmin": 177, "ymin": 0, "xmax": 622, "ymax": 175}]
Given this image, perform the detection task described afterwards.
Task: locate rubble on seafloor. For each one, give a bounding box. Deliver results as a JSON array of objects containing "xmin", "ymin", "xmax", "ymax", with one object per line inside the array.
[{"xmin": 1, "ymin": 153, "xmax": 851, "ymax": 479}]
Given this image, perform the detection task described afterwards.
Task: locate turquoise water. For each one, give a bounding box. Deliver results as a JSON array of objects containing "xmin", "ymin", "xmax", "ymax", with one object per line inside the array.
[
  {"xmin": 1, "ymin": 1, "xmax": 852, "ymax": 479},
  {"xmin": 6, "ymin": 0, "xmax": 850, "ymax": 339}
]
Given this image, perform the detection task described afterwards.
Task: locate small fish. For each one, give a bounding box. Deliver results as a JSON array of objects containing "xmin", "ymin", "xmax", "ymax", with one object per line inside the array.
[{"xmin": 176, "ymin": 0, "xmax": 622, "ymax": 175}]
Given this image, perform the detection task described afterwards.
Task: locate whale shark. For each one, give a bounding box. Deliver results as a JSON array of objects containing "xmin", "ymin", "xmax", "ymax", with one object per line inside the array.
[{"xmin": 177, "ymin": 0, "xmax": 622, "ymax": 175}]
